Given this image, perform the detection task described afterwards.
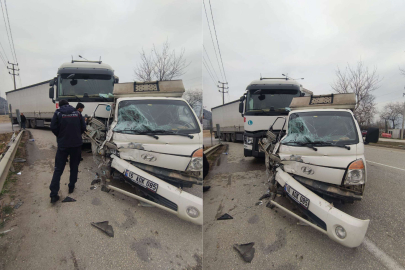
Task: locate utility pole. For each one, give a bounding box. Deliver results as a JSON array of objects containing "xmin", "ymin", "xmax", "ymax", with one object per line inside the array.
[
  {"xmin": 401, "ymin": 92, "xmax": 405, "ymax": 139},
  {"xmin": 7, "ymin": 62, "xmax": 19, "ymax": 90},
  {"xmin": 218, "ymin": 81, "xmax": 228, "ymax": 105}
]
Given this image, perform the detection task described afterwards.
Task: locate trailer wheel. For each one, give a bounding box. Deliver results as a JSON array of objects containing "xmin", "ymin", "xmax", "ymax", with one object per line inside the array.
[
  {"xmin": 30, "ymin": 119, "xmax": 36, "ymax": 129},
  {"xmin": 225, "ymin": 133, "xmax": 230, "ymax": 142},
  {"xmin": 26, "ymin": 119, "xmax": 31, "ymax": 128},
  {"xmin": 231, "ymin": 133, "xmax": 236, "ymax": 142},
  {"xmin": 221, "ymin": 133, "xmax": 226, "ymax": 141}
]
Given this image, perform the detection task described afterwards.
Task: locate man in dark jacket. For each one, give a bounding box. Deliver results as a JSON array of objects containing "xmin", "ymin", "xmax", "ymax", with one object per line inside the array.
[
  {"xmin": 49, "ymin": 100, "xmax": 86, "ymax": 203},
  {"xmin": 20, "ymin": 113, "xmax": 26, "ymax": 130}
]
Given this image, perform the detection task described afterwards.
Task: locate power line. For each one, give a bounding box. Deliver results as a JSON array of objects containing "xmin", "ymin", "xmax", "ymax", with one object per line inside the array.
[
  {"xmin": 3, "ymin": 0, "xmax": 17, "ymax": 63},
  {"xmin": 0, "ymin": 0, "xmax": 14, "ymax": 62},
  {"xmin": 208, "ymin": 0, "xmax": 228, "ymax": 83},
  {"xmin": 203, "ymin": 0, "xmax": 224, "ymax": 82},
  {"xmin": 203, "ymin": 54, "xmax": 217, "ymax": 83},
  {"xmin": 203, "ymin": 45, "xmax": 220, "ymax": 81},
  {"xmin": 203, "ymin": 60, "xmax": 217, "ymax": 87}
]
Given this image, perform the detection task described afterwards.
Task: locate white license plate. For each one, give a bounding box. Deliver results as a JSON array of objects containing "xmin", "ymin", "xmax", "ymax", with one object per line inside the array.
[
  {"xmin": 285, "ymin": 184, "xmax": 310, "ymax": 209},
  {"xmin": 124, "ymin": 169, "xmax": 159, "ymax": 193}
]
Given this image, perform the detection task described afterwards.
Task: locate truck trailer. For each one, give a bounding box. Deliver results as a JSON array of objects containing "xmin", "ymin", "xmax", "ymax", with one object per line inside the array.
[{"xmin": 6, "ymin": 59, "xmax": 118, "ymax": 131}]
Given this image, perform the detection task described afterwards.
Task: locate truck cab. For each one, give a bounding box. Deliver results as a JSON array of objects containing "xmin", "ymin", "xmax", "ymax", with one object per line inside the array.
[
  {"xmin": 87, "ymin": 80, "xmax": 203, "ymax": 225},
  {"xmin": 239, "ymin": 78, "xmax": 312, "ymax": 158}
]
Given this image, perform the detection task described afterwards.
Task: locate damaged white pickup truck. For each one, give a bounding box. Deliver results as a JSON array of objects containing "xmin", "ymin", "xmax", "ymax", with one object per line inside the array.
[
  {"xmin": 86, "ymin": 80, "xmax": 203, "ymax": 225},
  {"xmin": 260, "ymin": 93, "xmax": 379, "ymax": 247}
]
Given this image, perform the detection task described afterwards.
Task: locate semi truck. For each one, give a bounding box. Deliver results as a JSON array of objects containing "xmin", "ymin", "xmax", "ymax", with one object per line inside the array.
[
  {"xmin": 211, "ymin": 78, "xmax": 312, "ymax": 157},
  {"xmin": 6, "ymin": 59, "xmax": 118, "ymax": 131},
  {"xmin": 87, "ymin": 80, "xmax": 203, "ymax": 225},
  {"xmin": 261, "ymin": 93, "xmax": 379, "ymax": 247}
]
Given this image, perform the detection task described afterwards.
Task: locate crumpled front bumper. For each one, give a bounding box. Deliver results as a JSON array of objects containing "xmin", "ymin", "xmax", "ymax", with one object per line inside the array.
[
  {"xmin": 110, "ymin": 155, "xmax": 203, "ymax": 225},
  {"xmin": 275, "ymin": 168, "xmax": 369, "ymax": 248}
]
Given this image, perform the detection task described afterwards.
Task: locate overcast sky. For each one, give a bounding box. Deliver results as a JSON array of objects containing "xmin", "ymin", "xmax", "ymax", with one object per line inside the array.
[
  {"xmin": 0, "ymin": 0, "xmax": 201, "ymax": 98},
  {"xmin": 203, "ymin": 0, "xmax": 405, "ymax": 116}
]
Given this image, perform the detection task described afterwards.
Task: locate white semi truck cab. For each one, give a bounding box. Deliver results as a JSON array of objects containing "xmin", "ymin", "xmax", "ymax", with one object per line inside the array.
[
  {"xmin": 238, "ymin": 78, "xmax": 312, "ymax": 158},
  {"xmin": 262, "ymin": 93, "xmax": 379, "ymax": 247},
  {"xmin": 49, "ymin": 60, "xmax": 118, "ymax": 119},
  {"xmin": 87, "ymin": 80, "xmax": 203, "ymax": 225}
]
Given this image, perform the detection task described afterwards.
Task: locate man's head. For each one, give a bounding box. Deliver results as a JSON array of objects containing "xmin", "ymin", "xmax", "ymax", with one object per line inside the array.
[
  {"xmin": 20, "ymin": 113, "xmax": 23, "ymax": 116},
  {"xmin": 76, "ymin": 102, "xmax": 85, "ymax": 112},
  {"xmin": 59, "ymin": 100, "xmax": 69, "ymax": 107}
]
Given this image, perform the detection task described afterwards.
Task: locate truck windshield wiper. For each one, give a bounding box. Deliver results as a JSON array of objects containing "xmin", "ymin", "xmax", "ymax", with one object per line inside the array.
[
  {"xmin": 306, "ymin": 141, "xmax": 351, "ymax": 150},
  {"xmin": 150, "ymin": 129, "xmax": 194, "ymax": 139},
  {"xmin": 120, "ymin": 129, "xmax": 159, "ymax": 139},
  {"xmin": 283, "ymin": 141, "xmax": 318, "ymax": 151}
]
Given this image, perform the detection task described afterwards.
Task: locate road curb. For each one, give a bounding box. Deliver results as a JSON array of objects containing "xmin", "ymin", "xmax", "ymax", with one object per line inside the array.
[{"xmin": 0, "ymin": 130, "xmax": 24, "ymax": 192}]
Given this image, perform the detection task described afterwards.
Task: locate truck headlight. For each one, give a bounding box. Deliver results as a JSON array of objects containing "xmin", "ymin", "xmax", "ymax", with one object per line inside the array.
[
  {"xmin": 187, "ymin": 148, "xmax": 203, "ymax": 171},
  {"xmin": 344, "ymin": 159, "xmax": 365, "ymax": 185},
  {"xmin": 186, "ymin": 206, "xmax": 200, "ymax": 218},
  {"xmin": 245, "ymin": 136, "xmax": 253, "ymax": 145}
]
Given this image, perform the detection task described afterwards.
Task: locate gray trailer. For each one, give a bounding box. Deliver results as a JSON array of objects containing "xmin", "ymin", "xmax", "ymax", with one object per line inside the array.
[{"xmin": 211, "ymin": 100, "xmax": 244, "ymax": 142}]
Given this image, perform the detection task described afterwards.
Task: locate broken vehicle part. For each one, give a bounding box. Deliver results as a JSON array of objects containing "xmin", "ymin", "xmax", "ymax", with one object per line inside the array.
[
  {"xmin": 62, "ymin": 197, "xmax": 77, "ymax": 202},
  {"xmin": 109, "ymin": 155, "xmax": 202, "ymax": 225},
  {"xmin": 91, "ymin": 221, "xmax": 114, "ymax": 237},
  {"xmin": 217, "ymin": 213, "xmax": 233, "ymax": 220},
  {"xmin": 233, "ymin": 243, "xmax": 255, "ymax": 263},
  {"xmin": 273, "ymin": 168, "xmax": 369, "ymax": 248}
]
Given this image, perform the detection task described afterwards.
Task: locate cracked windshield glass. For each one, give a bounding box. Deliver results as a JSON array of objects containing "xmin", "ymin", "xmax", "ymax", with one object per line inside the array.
[
  {"xmin": 58, "ymin": 74, "xmax": 114, "ymax": 98},
  {"xmin": 282, "ymin": 111, "xmax": 359, "ymax": 145},
  {"xmin": 114, "ymin": 99, "xmax": 200, "ymax": 134},
  {"xmin": 246, "ymin": 89, "xmax": 300, "ymax": 115}
]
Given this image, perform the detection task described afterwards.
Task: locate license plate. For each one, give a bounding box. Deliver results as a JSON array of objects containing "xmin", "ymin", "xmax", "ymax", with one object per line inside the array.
[
  {"xmin": 285, "ymin": 184, "xmax": 310, "ymax": 209},
  {"xmin": 124, "ymin": 169, "xmax": 159, "ymax": 193}
]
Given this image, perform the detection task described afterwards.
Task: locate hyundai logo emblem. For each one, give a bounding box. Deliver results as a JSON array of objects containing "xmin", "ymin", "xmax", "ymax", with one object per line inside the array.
[
  {"xmin": 141, "ymin": 153, "xmax": 157, "ymax": 162},
  {"xmin": 301, "ymin": 166, "xmax": 314, "ymax": 175}
]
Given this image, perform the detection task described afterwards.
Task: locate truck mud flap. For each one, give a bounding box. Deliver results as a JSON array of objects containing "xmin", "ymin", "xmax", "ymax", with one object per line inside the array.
[
  {"xmin": 273, "ymin": 167, "xmax": 369, "ymax": 248},
  {"xmin": 109, "ymin": 155, "xmax": 202, "ymax": 226}
]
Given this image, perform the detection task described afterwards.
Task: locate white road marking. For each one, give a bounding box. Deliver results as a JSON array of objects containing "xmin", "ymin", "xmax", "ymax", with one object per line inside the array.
[
  {"xmin": 366, "ymin": 160, "xmax": 405, "ymax": 172},
  {"xmin": 363, "ymin": 237, "xmax": 405, "ymax": 270}
]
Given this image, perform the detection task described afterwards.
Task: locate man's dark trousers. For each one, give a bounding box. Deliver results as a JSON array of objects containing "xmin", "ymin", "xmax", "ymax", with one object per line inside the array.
[{"xmin": 49, "ymin": 146, "xmax": 82, "ymax": 197}]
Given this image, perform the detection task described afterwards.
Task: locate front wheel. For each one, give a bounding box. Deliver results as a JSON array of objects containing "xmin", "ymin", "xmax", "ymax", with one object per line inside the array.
[{"xmin": 30, "ymin": 119, "xmax": 36, "ymax": 129}]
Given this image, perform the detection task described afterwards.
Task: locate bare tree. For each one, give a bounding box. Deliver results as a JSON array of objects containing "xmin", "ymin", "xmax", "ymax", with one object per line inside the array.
[
  {"xmin": 183, "ymin": 89, "xmax": 203, "ymax": 120},
  {"xmin": 331, "ymin": 61, "xmax": 382, "ymax": 126},
  {"xmin": 380, "ymin": 102, "xmax": 403, "ymax": 129},
  {"xmin": 134, "ymin": 40, "xmax": 190, "ymax": 82}
]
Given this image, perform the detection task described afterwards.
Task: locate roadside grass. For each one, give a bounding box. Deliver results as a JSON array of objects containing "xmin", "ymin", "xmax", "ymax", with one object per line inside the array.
[{"xmin": 370, "ymin": 141, "xmax": 405, "ymax": 150}]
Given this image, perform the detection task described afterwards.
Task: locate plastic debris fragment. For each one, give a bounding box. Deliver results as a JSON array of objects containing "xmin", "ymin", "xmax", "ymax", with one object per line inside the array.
[
  {"xmin": 203, "ymin": 186, "xmax": 211, "ymax": 192},
  {"xmin": 217, "ymin": 213, "xmax": 233, "ymax": 220},
  {"xmin": 233, "ymin": 242, "xmax": 255, "ymax": 263},
  {"xmin": 91, "ymin": 221, "xmax": 114, "ymax": 237},
  {"xmin": 62, "ymin": 197, "xmax": 77, "ymax": 203}
]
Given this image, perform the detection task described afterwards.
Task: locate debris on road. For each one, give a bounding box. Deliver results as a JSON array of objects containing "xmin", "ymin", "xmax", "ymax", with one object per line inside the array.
[
  {"xmin": 13, "ymin": 158, "xmax": 26, "ymax": 163},
  {"xmin": 0, "ymin": 228, "xmax": 14, "ymax": 234},
  {"xmin": 203, "ymin": 186, "xmax": 211, "ymax": 192},
  {"xmin": 14, "ymin": 200, "xmax": 23, "ymax": 209},
  {"xmin": 16, "ymin": 172, "xmax": 21, "ymax": 175},
  {"xmin": 255, "ymin": 201, "xmax": 263, "ymax": 206},
  {"xmin": 222, "ymin": 152, "xmax": 228, "ymax": 155},
  {"xmin": 90, "ymin": 186, "xmax": 98, "ymax": 190},
  {"xmin": 217, "ymin": 213, "xmax": 233, "ymax": 220},
  {"xmin": 91, "ymin": 221, "xmax": 114, "ymax": 237},
  {"xmin": 91, "ymin": 179, "xmax": 101, "ymax": 185},
  {"xmin": 259, "ymin": 190, "xmax": 270, "ymax": 200},
  {"xmin": 29, "ymin": 139, "xmax": 35, "ymax": 142},
  {"xmin": 233, "ymin": 242, "xmax": 255, "ymax": 263},
  {"xmin": 62, "ymin": 197, "xmax": 77, "ymax": 203}
]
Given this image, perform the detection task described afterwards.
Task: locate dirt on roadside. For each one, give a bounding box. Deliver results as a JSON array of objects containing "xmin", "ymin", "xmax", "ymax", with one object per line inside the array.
[
  {"xmin": 370, "ymin": 140, "xmax": 405, "ymax": 150},
  {"xmin": 0, "ymin": 130, "xmax": 29, "ymax": 232}
]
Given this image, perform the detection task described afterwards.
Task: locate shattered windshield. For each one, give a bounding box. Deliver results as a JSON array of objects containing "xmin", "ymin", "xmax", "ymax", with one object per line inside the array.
[
  {"xmin": 113, "ymin": 99, "xmax": 200, "ymax": 134},
  {"xmin": 245, "ymin": 89, "xmax": 300, "ymax": 115},
  {"xmin": 58, "ymin": 74, "xmax": 114, "ymax": 97},
  {"xmin": 282, "ymin": 111, "xmax": 359, "ymax": 145}
]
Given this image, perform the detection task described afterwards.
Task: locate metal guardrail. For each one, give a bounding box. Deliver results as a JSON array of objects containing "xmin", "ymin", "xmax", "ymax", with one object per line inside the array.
[
  {"xmin": 203, "ymin": 143, "xmax": 222, "ymax": 156},
  {"xmin": 0, "ymin": 130, "xmax": 24, "ymax": 192}
]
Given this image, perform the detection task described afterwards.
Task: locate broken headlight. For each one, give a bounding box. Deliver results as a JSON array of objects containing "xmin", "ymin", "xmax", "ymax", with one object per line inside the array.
[
  {"xmin": 187, "ymin": 148, "xmax": 203, "ymax": 171},
  {"xmin": 244, "ymin": 136, "xmax": 253, "ymax": 145},
  {"xmin": 344, "ymin": 159, "xmax": 365, "ymax": 185}
]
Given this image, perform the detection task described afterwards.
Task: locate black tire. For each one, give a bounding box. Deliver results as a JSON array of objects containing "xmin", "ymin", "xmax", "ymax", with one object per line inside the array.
[
  {"xmin": 231, "ymin": 133, "xmax": 236, "ymax": 142},
  {"xmin": 26, "ymin": 119, "xmax": 31, "ymax": 128},
  {"xmin": 225, "ymin": 133, "xmax": 230, "ymax": 142},
  {"xmin": 221, "ymin": 133, "xmax": 226, "ymax": 141},
  {"xmin": 203, "ymin": 153, "xmax": 209, "ymax": 180},
  {"xmin": 30, "ymin": 119, "xmax": 36, "ymax": 129}
]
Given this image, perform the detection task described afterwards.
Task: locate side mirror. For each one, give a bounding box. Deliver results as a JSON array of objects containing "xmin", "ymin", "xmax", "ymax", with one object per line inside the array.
[
  {"xmin": 49, "ymin": 88, "xmax": 54, "ymax": 99},
  {"xmin": 364, "ymin": 127, "xmax": 379, "ymax": 144},
  {"xmin": 114, "ymin": 78, "xmax": 119, "ymax": 83},
  {"xmin": 239, "ymin": 102, "xmax": 244, "ymax": 114},
  {"xmin": 239, "ymin": 95, "xmax": 245, "ymax": 102},
  {"xmin": 49, "ymin": 80, "xmax": 54, "ymax": 87}
]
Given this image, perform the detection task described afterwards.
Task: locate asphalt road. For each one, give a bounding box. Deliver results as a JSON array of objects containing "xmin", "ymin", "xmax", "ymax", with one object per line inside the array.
[
  {"xmin": 0, "ymin": 128, "xmax": 202, "ymax": 270},
  {"xmin": 203, "ymin": 142, "xmax": 405, "ymax": 270}
]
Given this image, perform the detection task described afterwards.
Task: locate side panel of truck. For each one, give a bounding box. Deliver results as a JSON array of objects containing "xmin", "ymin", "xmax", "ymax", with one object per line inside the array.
[
  {"xmin": 211, "ymin": 100, "xmax": 244, "ymax": 141},
  {"xmin": 6, "ymin": 81, "xmax": 55, "ymax": 125}
]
